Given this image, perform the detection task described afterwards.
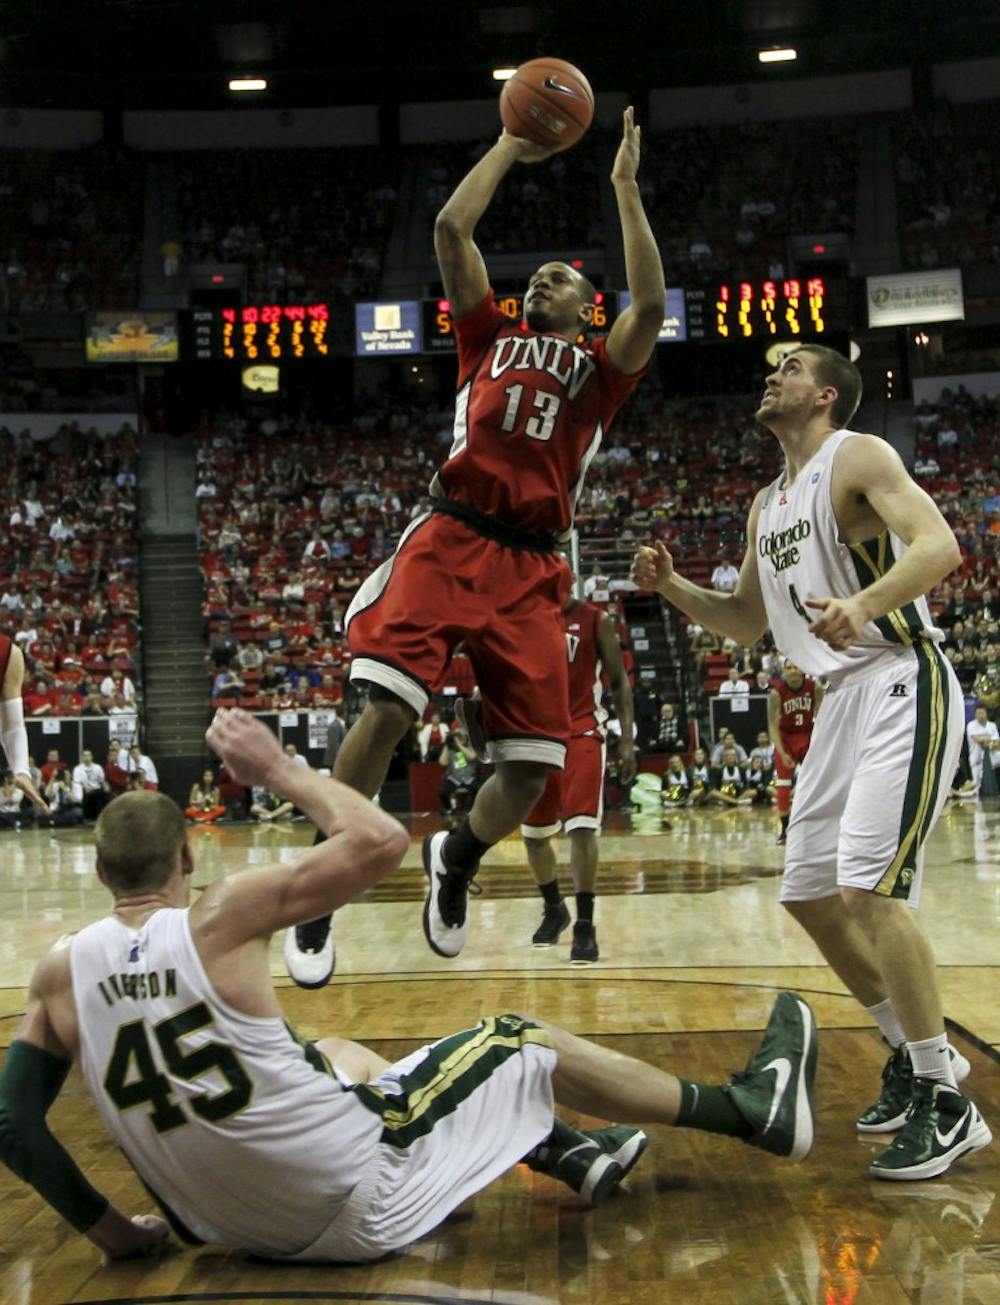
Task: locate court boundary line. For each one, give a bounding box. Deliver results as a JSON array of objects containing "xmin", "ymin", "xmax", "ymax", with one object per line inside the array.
[{"xmin": 68, "ymin": 1290, "xmax": 517, "ymax": 1305}]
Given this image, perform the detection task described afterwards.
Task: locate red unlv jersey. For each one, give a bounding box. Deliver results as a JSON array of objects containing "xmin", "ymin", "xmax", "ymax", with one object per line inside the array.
[
  {"xmin": 430, "ymin": 292, "xmax": 645, "ymax": 537},
  {"xmin": 773, "ymin": 675, "xmax": 818, "ymax": 739},
  {"xmin": 565, "ymin": 600, "xmax": 607, "ymax": 737},
  {"xmin": 0, "ymin": 634, "xmax": 12, "ymax": 686}
]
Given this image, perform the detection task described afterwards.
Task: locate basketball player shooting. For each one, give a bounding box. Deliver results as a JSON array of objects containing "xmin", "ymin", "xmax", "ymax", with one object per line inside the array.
[
  {"xmin": 285, "ymin": 108, "xmax": 665, "ymax": 986},
  {"xmin": 632, "ymin": 345, "xmax": 991, "ymax": 1182}
]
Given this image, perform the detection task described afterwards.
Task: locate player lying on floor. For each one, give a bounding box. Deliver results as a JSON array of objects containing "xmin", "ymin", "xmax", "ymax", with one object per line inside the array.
[{"xmin": 0, "ymin": 709, "xmax": 817, "ymax": 1263}]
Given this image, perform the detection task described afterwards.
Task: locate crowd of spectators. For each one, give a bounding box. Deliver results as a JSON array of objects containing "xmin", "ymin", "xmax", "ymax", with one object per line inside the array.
[
  {"xmin": 422, "ymin": 115, "xmax": 857, "ymax": 282},
  {"xmin": 913, "ymin": 389, "xmax": 1000, "ymax": 696},
  {"xmin": 0, "ymin": 147, "xmax": 142, "ymax": 313},
  {"xmin": 640, "ymin": 118, "xmax": 857, "ymax": 285},
  {"xmin": 0, "ymin": 422, "xmax": 143, "ymax": 717},
  {"xmin": 0, "ymin": 354, "xmax": 135, "ymax": 414},
  {"xmin": 423, "ymin": 132, "xmax": 609, "ymax": 254},
  {"xmin": 895, "ymin": 99, "xmax": 1000, "ymax": 271},
  {"xmin": 172, "ymin": 149, "xmax": 399, "ymax": 302},
  {"xmin": 0, "ymin": 742, "xmax": 156, "ymax": 831}
]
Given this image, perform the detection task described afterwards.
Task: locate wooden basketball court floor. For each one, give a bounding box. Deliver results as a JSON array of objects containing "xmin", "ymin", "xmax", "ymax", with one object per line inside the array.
[{"xmin": 1, "ymin": 800, "xmax": 998, "ymax": 1305}]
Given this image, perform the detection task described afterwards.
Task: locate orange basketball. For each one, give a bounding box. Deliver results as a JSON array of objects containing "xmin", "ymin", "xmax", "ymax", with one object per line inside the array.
[{"xmin": 499, "ymin": 57, "xmax": 594, "ymax": 149}]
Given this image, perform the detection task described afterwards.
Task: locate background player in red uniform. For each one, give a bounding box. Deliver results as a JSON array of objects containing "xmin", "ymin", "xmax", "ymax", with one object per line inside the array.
[
  {"xmin": 522, "ymin": 585, "xmax": 635, "ymax": 965},
  {"xmin": 0, "ymin": 634, "xmax": 49, "ymax": 814},
  {"xmin": 285, "ymin": 109, "xmax": 664, "ymax": 985},
  {"xmin": 768, "ymin": 661, "xmax": 823, "ymax": 845}
]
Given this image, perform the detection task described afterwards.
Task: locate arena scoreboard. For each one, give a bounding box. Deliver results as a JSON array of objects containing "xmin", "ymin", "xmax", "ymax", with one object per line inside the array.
[
  {"xmin": 183, "ymin": 279, "xmax": 840, "ymax": 361},
  {"xmin": 713, "ymin": 277, "xmax": 830, "ymax": 340},
  {"xmin": 189, "ymin": 303, "xmax": 331, "ymax": 361}
]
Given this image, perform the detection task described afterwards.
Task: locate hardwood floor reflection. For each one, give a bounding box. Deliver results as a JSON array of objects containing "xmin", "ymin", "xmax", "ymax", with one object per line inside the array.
[{"xmin": 0, "ymin": 800, "xmax": 998, "ymax": 1303}]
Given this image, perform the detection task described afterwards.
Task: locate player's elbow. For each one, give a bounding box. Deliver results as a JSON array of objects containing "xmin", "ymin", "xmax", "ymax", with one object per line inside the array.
[
  {"xmin": 632, "ymin": 294, "xmax": 667, "ymax": 322},
  {"xmin": 940, "ymin": 533, "xmax": 962, "ymax": 576},
  {"xmin": 354, "ymin": 821, "xmax": 410, "ymax": 882},
  {"xmin": 434, "ymin": 213, "xmax": 465, "ymax": 248}
]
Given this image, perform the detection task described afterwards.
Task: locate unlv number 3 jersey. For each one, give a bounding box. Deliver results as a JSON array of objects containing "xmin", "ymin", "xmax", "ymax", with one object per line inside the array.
[
  {"xmin": 430, "ymin": 292, "xmax": 645, "ymax": 538},
  {"xmin": 755, "ymin": 430, "xmax": 943, "ymax": 680},
  {"xmin": 772, "ymin": 675, "xmax": 818, "ymax": 739},
  {"xmin": 564, "ymin": 599, "xmax": 607, "ymax": 737}
]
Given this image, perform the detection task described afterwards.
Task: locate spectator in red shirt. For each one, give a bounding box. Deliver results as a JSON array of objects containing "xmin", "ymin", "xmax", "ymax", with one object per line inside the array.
[
  {"xmin": 24, "ymin": 677, "xmax": 54, "ymax": 716},
  {"xmin": 104, "ymin": 747, "xmax": 128, "ymax": 797},
  {"xmin": 40, "ymin": 749, "xmax": 64, "ymax": 786}
]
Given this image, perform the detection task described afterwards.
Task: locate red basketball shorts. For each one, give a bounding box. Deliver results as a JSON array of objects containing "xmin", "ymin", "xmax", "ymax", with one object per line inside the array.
[
  {"xmin": 521, "ymin": 733, "xmax": 606, "ymax": 837},
  {"xmin": 346, "ymin": 512, "xmax": 569, "ymax": 767},
  {"xmin": 775, "ymin": 732, "xmax": 812, "ymax": 780}
]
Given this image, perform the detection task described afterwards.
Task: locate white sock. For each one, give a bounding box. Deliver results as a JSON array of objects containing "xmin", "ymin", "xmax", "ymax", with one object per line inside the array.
[
  {"xmin": 907, "ymin": 1033, "xmax": 958, "ymax": 1086},
  {"xmin": 865, "ymin": 998, "xmax": 906, "ymax": 1049}
]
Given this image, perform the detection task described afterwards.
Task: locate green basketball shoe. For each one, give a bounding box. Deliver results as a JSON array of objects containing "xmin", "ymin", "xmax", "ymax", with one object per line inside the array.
[
  {"xmin": 524, "ymin": 1118, "xmax": 648, "ymax": 1205},
  {"xmin": 857, "ymin": 1044, "xmax": 913, "ymax": 1133},
  {"xmin": 858, "ymin": 1043, "xmax": 972, "ymax": 1133},
  {"xmin": 726, "ymin": 991, "xmax": 818, "ymax": 1162},
  {"xmin": 870, "ymin": 1079, "xmax": 992, "ymax": 1181}
]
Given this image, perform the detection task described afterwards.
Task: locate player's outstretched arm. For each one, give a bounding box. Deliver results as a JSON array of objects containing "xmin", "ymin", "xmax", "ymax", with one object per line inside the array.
[
  {"xmin": 434, "ymin": 130, "xmax": 561, "ymax": 317},
  {"xmin": 631, "ymin": 492, "xmax": 770, "ymax": 646},
  {"xmin": 2, "ymin": 643, "xmax": 49, "ymax": 812},
  {"xmin": 0, "ymin": 953, "xmax": 170, "ymax": 1260},
  {"xmin": 203, "ymin": 710, "xmax": 409, "ymax": 939},
  {"xmin": 605, "ymin": 107, "xmax": 666, "ymax": 375}
]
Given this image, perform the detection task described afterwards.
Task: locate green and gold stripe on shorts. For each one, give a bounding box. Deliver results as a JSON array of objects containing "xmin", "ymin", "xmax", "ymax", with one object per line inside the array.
[
  {"xmin": 876, "ymin": 642, "xmax": 950, "ymax": 900},
  {"xmin": 352, "ymin": 1015, "xmax": 553, "ymax": 1149},
  {"xmin": 848, "ymin": 533, "xmax": 926, "ymax": 645}
]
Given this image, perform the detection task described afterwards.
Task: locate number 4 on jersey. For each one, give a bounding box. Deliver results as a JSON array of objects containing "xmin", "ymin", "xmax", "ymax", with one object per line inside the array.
[{"xmin": 789, "ymin": 583, "xmax": 810, "ymax": 624}]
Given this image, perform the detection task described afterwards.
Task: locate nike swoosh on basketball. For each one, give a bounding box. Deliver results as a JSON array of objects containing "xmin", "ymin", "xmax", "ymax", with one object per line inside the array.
[
  {"xmin": 935, "ymin": 1111, "xmax": 970, "ymax": 1149},
  {"xmin": 762, "ymin": 1057, "xmax": 792, "ymax": 1133},
  {"xmin": 544, "ymin": 75, "xmax": 584, "ymax": 99}
]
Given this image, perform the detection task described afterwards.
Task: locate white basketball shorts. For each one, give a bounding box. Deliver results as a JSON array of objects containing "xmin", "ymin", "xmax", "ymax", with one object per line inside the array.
[{"xmin": 780, "ymin": 643, "xmax": 963, "ymax": 906}]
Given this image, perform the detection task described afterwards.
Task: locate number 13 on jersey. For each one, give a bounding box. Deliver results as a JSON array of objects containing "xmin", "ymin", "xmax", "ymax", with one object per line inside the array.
[{"xmin": 500, "ymin": 384, "xmax": 562, "ymax": 442}]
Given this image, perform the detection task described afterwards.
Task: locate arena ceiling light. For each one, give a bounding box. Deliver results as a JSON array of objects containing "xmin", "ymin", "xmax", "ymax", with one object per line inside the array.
[
  {"xmin": 758, "ymin": 47, "xmax": 798, "ymax": 63},
  {"xmin": 492, "ymin": 67, "xmax": 517, "ymax": 81},
  {"xmin": 228, "ymin": 76, "xmax": 268, "ymax": 92}
]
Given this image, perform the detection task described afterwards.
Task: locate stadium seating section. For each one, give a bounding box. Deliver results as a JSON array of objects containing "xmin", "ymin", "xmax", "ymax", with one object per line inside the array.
[
  {"xmin": 895, "ymin": 100, "xmax": 1000, "ymax": 271},
  {"xmin": 173, "ymin": 149, "xmax": 399, "ymax": 301},
  {"xmin": 0, "ymin": 148, "xmax": 142, "ymax": 312},
  {"xmin": 0, "ymin": 423, "xmax": 142, "ymax": 716}
]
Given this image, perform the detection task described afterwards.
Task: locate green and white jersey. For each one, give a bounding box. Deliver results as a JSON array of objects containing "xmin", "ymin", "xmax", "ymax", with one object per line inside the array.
[
  {"xmin": 70, "ymin": 908, "xmax": 380, "ymax": 1255},
  {"xmin": 755, "ymin": 429, "xmax": 944, "ymax": 681}
]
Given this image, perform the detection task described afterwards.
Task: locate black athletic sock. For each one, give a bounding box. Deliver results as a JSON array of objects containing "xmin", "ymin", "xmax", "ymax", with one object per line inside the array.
[
  {"xmin": 575, "ymin": 892, "xmax": 595, "ymax": 924},
  {"xmin": 676, "ymin": 1080, "xmax": 754, "ymax": 1140},
  {"xmin": 539, "ymin": 879, "xmax": 563, "ymax": 907},
  {"xmin": 779, "ymin": 814, "xmax": 789, "ymax": 833},
  {"xmin": 442, "ymin": 820, "xmax": 492, "ymax": 878}
]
